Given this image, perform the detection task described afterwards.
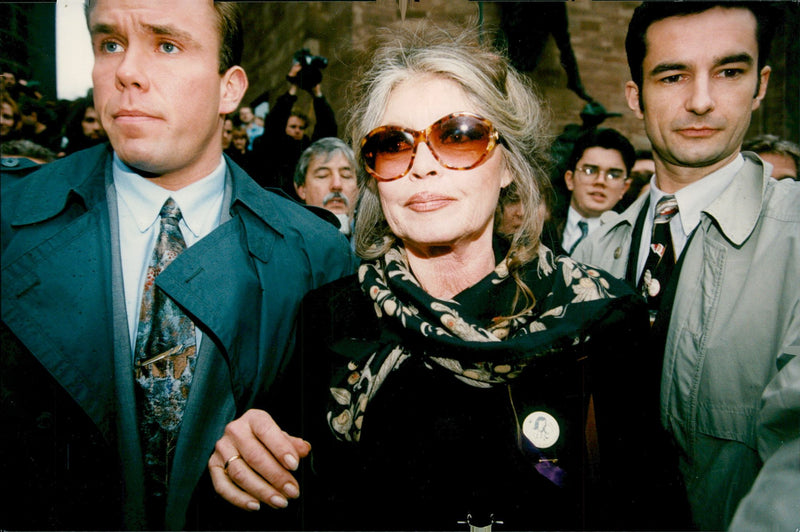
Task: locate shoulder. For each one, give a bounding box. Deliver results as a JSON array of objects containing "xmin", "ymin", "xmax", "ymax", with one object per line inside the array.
[
  {"xmin": 298, "ymin": 274, "xmax": 380, "ymax": 348},
  {"xmin": 229, "ymin": 170, "xmax": 357, "ymax": 282},
  {"xmin": 2, "ymin": 145, "xmax": 110, "ymax": 225}
]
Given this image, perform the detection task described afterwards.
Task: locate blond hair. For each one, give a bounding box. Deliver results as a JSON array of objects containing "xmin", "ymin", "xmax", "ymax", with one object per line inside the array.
[{"xmin": 348, "ymin": 22, "xmax": 553, "ymax": 311}]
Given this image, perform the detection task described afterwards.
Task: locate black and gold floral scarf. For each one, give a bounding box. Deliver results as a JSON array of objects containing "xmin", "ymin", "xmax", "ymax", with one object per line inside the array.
[{"xmin": 327, "ymin": 244, "xmax": 630, "ymax": 443}]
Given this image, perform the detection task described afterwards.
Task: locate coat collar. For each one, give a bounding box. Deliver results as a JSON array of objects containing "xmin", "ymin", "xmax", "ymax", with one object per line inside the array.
[
  {"xmin": 9, "ymin": 143, "xmax": 112, "ymax": 227},
  {"xmin": 703, "ymin": 152, "xmax": 768, "ymax": 246},
  {"xmin": 10, "ymin": 146, "xmax": 293, "ymax": 240},
  {"xmin": 596, "ymin": 153, "xmax": 768, "ymax": 248}
]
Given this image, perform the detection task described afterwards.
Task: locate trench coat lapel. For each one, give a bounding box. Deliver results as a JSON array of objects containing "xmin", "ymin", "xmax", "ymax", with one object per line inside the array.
[{"xmin": 1, "ymin": 180, "xmax": 117, "ymax": 441}]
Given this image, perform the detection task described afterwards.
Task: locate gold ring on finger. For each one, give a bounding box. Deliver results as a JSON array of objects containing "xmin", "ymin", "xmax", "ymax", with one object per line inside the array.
[{"xmin": 223, "ymin": 454, "xmax": 242, "ymax": 473}]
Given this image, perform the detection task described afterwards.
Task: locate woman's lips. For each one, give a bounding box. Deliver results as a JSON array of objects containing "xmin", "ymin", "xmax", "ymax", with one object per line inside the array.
[{"xmin": 405, "ymin": 193, "xmax": 455, "ymax": 212}]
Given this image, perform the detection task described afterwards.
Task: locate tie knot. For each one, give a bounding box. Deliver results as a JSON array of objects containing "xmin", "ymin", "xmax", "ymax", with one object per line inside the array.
[
  {"xmin": 578, "ymin": 220, "xmax": 589, "ymax": 235},
  {"xmin": 160, "ymin": 198, "xmax": 183, "ymax": 224},
  {"xmin": 655, "ymin": 195, "xmax": 678, "ymax": 223}
]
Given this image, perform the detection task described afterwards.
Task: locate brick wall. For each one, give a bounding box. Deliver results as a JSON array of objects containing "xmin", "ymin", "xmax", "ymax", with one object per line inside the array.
[{"xmin": 239, "ymin": 0, "xmax": 796, "ymax": 148}]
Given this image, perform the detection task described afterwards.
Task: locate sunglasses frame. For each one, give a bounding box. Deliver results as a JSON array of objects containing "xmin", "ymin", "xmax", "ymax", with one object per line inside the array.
[{"xmin": 360, "ymin": 112, "xmax": 502, "ymax": 181}]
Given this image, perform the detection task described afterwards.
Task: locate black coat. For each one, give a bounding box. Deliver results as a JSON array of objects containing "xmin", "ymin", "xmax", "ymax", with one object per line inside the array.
[{"xmin": 262, "ymin": 272, "xmax": 689, "ymax": 531}]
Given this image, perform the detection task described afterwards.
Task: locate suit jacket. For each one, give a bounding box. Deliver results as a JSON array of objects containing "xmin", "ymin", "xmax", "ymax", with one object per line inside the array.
[
  {"xmin": 0, "ymin": 143, "xmax": 357, "ymax": 530},
  {"xmin": 573, "ymin": 153, "xmax": 800, "ymax": 531}
]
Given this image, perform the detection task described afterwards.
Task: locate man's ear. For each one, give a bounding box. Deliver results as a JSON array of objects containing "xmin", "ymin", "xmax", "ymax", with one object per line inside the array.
[
  {"xmin": 219, "ymin": 66, "xmax": 249, "ymax": 116},
  {"xmin": 625, "ymin": 81, "xmax": 644, "ymax": 119},
  {"xmin": 294, "ymin": 182, "xmax": 307, "ymax": 201},
  {"xmin": 564, "ymin": 170, "xmax": 575, "ymax": 192},
  {"xmin": 621, "ymin": 179, "xmax": 632, "ymax": 196},
  {"xmin": 752, "ymin": 65, "xmax": 771, "ymax": 111}
]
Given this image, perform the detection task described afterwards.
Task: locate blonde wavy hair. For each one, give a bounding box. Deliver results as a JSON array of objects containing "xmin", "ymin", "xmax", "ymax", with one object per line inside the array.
[{"xmin": 348, "ymin": 21, "xmax": 553, "ymax": 312}]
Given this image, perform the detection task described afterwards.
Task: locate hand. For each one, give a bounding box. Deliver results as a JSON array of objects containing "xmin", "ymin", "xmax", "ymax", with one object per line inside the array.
[
  {"xmin": 287, "ymin": 63, "xmax": 302, "ymax": 96},
  {"xmin": 208, "ymin": 409, "xmax": 311, "ymax": 511}
]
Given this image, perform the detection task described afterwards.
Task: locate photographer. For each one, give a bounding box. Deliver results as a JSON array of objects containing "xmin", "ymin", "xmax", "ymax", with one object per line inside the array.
[{"xmin": 251, "ymin": 50, "xmax": 338, "ymax": 199}]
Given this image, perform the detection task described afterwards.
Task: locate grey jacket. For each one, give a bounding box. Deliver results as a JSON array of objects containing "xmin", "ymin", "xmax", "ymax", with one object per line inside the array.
[{"xmin": 574, "ymin": 153, "xmax": 800, "ymax": 531}]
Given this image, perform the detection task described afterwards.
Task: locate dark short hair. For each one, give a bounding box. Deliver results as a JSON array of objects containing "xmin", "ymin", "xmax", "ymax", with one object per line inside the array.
[
  {"xmin": 294, "ymin": 137, "xmax": 356, "ymax": 187},
  {"xmin": 625, "ymin": 2, "xmax": 776, "ymax": 92},
  {"xmin": 635, "ymin": 149, "xmax": 653, "ymax": 162},
  {"xmin": 567, "ymin": 128, "xmax": 636, "ymax": 176},
  {"xmin": 289, "ymin": 110, "xmax": 309, "ymax": 127},
  {"xmin": 84, "ymin": 0, "xmax": 242, "ymax": 73},
  {"xmin": 743, "ymin": 134, "xmax": 800, "ymax": 170}
]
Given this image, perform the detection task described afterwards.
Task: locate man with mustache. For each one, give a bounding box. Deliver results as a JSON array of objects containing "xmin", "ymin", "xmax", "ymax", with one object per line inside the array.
[
  {"xmin": 559, "ymin": 127, "xmax": 634, "ymax": 255},
  {"xmin": 0, "ymin": 1, "xmax": 354, "ymax": 529},
  {"xmin": 573, "ymin": 2, "xmax": 799, "ymax": 530},
  {"xmin": 294, "ymin": 137, "xmax": 359, "ymax": 239}
]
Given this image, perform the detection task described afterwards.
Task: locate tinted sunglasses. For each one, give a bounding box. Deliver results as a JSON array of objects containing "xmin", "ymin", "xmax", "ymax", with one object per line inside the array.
[{"xmin": 360, "ymin": 112, "xmax": 503, "ymax": 181}]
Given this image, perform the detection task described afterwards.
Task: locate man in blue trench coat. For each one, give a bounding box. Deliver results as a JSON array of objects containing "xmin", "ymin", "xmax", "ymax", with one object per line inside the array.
[{"xmin": 0, "ymin": 1, "xmax": 355, "ymax": 529}]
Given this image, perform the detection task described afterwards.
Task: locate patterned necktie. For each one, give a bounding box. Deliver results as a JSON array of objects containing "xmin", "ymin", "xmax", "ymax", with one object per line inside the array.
[
  {"xmin": 569, "ymin": 219, "xmax": 590, "ymax": 254},
  {"xmin": 134, "ymin": 198, "xmax": 197, "ymax": 521},
  {"xmin": 639, "ymin": 195, "xmax": 679, "ymax": 323}
]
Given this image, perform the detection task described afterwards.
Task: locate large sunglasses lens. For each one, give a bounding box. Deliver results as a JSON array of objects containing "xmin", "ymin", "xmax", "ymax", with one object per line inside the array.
[
  {"xmin": 362, "ymin": 128, "xmax": 415, "ymax": 180},
  {"xmin": 430, "ymin": 115, "xmax": 493, "ymax": 169}
]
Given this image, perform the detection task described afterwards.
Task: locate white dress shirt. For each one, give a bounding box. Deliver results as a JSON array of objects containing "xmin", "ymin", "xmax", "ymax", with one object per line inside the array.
[
  {"xmin": 113, "ymin": 154, "xmax": 227, "ymax": 356},
  {"xmin": 636, "ymin": 155, "xmax": 744, "ymax": 281},
  {"xmin": 562, "ymin": 205, "xmax": 602, "ymax": 253}
]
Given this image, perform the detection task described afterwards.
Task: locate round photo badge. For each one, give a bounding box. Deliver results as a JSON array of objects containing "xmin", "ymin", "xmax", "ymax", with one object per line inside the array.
[{"xmin": 522, "ymin": 411, "xmax": 560, "ymax": 449}]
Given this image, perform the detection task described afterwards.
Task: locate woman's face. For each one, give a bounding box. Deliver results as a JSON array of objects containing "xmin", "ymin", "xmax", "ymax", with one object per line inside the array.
[
  {"xmin": 1, "ymin": 102, "xmax": 15, "ymax": 136},
  {"xmin": 232, "ymin": 132, "xmax": 247, "ymax": 152},
  {"xmin": 375, "ymin": 76, "xmax": 511, "ymax": 256}
]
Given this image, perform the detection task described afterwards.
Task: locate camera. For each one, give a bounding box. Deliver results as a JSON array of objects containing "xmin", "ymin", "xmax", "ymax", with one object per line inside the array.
[{"xmin": 289, "ymin": 48, "xmax": 328, "ymax": 91}]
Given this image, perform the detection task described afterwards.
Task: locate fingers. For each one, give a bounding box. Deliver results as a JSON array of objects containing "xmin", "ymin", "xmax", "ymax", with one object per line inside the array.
[
  {"xmin": 209, "ymin": 409, "xmax": 307, "ymax": 511},
  {"xmin": 288, "ymin": 63, "xmax": 302, "ymax": 78},
  {"xmin": 208, "ymin": 457, "xmax": 262, "ymax": 511}
]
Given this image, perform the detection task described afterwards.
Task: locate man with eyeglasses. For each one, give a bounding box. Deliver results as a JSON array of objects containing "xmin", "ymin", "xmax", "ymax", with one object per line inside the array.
[
  {"xmin": 573, "ymin": 2, "xmax": 799, "ymax": 530},
  {"xmin": 560, "ymin": 127, "xmax": 635, "ymax": 255}
]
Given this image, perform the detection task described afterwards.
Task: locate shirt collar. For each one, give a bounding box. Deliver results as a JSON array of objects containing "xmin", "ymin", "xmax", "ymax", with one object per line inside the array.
[
  {"xmin": 566, "ymin": 205, "xmax": 602, "ymax": 232},
  {"xmin": 113, "ymin": 154, "xmax": 226, "ymax": 236},
  {"xmin": 648, "ymin": 154, "xmax": 743, "ymax": 237}
]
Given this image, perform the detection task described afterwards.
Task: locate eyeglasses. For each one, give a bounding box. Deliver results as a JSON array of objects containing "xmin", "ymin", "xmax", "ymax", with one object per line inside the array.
[
  {"xmin": 575, "ymin": 165, "xmax": 628, "ymax": 184},
  {"xmin": 360, "ymin": 112, "xmax": 502, "ymax": 181}
]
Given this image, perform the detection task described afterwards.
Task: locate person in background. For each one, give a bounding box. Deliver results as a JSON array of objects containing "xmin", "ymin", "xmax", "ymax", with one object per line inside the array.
[
  {"xmin": 617, "ymin": 149, "xmax": 655, "ymax": 211},
  {"xmin": 237, "ymin": 105, "xmax": 262, "ymax": 150},
  {"xmin": 0, "ymin": 1, "xmax": 354, "ymax": 529},
  {"xmin": 221, "ymin": 115, "xmax": 234, "ymax": 151},
  {"xmin": 1, "ymin": 91, "xmax": 21, "ymax": 141},
  {"xmin": 62, "ymin": 93, "xmax": 107, "ymax": 155},
  {"xmin": 560, "ymin": 128, "xmax": 634, "ymax": 255},
  {"xmin": 293, "ymin": 137, "xmax": 359, "ymax": 237},
  {"xmin": 574, "ymin": 3, "xmax": 799, "ymax": 530},
  {"xmin": 251, "ymin": 56, "xmax": 338, "ymax": 198},
  {"xmin": 743, "ymin": 133, "xmax": 799, "ymax": 181},
  {"xmin": 207, "ymin": 22, "xmax": 680, "ymax": 531},
  {"xmin": 17, "ymin": 96, "xmax": 61, "ymax": 152}
]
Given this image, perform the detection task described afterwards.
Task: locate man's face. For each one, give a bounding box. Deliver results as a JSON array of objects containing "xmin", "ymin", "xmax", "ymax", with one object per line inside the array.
[
  {"xmin": 285, "ymin": 115, "xmax": 306, "ymax": 141},
  {"xmin": 81, "ymin": 106, "xmax": 106, "ymax": 139},
  {"xmin": 564, "ymin": 146, "xmax": 631, "ymax": 218},
  {"xmin": 295, "ymin": 151, "xmax": 358, "ymax": 217},
  {"xmin": 239, "ymin": 106, "xmax": 254, "ymax": 124},
  {"xmin": 626, "ymin": 7, "xmax": 770, "ymax": 185},
  {"xmin": 89, "ymin": 0, "xmax": 246, "ymax": 188}
]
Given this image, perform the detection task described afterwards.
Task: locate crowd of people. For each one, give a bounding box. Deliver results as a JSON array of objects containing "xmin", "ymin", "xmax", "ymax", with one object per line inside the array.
[{"xmin": 1, "ymin": 1, "xmax": 798, "ymax": 531}]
